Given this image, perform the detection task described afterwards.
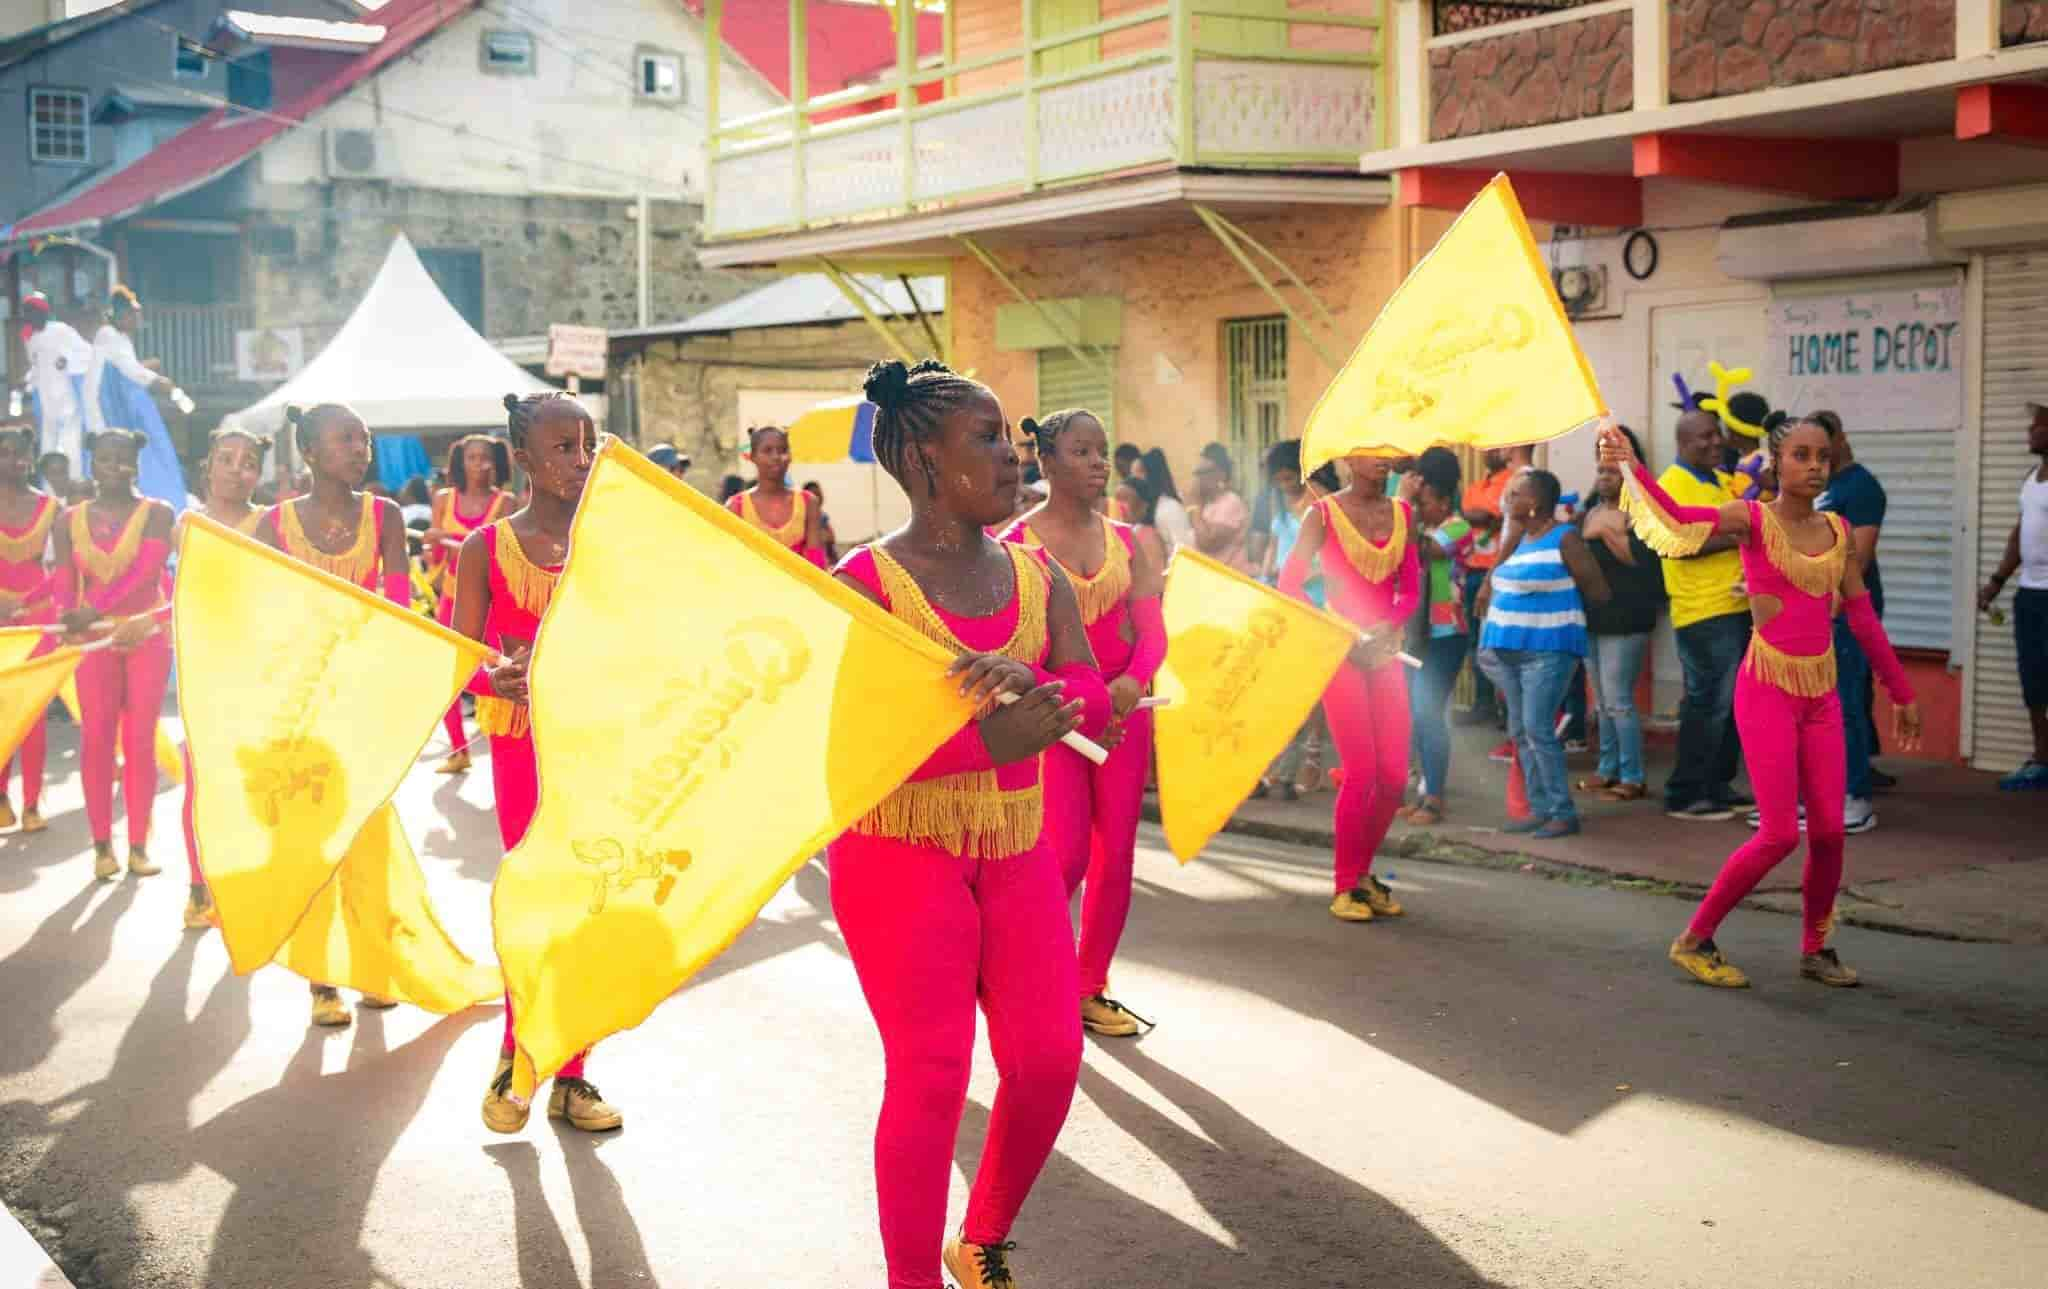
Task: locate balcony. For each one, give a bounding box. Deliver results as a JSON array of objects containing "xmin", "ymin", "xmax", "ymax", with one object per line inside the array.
[
  {"xmin": 705, "ymin": 0, "xmax": 1383, "ymax": 242},
  {"xmin": 138, "ymin": 303, "xmax": 255, "ymax": 393}
]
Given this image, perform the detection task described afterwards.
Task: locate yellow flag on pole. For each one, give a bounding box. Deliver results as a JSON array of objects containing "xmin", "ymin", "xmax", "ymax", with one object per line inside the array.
[
  {"xmin": 2, "ymin": 624, "xmax": 184, "ymax": 784},
  {"xmin": 1153, "ymin": 550, "xmax": 1357, "ymax": 862},
  {"xmin": 0, "ymin": 641, "xmax": 84, "ymax": 768},
  {"xmin": 1301, "ymin": 173, "xmax": 1606, "ymax": 473},
  {"xmin": 496, "ymin": 441, "xmax": 971, "ymax": 1095},
  {"xmin": 174, "ymin": 515, "xmax": 494, "ymax": 988}
]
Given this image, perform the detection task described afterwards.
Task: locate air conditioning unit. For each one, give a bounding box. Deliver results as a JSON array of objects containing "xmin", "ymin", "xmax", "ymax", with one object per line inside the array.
[{"xmin": 324, "ymin": 127, "xmax": 394, "ymax": 180}]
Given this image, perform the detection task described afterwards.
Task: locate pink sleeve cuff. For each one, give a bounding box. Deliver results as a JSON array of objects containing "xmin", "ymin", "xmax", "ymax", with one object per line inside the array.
[
  {"xmin": 1845, "ymin": 594, "xmax": 1914, "ymax": 707},
  {"xmin": 1123, "ymin": 596, "xmax": 1167, "ymax": 690},
  {"xmin": 906, "ymin": 716, "xmax": 995, "ymax": 781}
]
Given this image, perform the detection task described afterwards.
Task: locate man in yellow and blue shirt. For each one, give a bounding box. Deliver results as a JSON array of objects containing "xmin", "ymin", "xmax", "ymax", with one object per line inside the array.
[{"xmin": 1659, "ymin": 410, "xmax": 1753, "ymax": 820}]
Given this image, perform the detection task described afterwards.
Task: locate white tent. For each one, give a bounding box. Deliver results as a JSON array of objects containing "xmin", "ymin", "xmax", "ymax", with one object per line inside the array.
[{"xmin": 235, "ymin": 233, "xmax": 553, "ymax": 435}]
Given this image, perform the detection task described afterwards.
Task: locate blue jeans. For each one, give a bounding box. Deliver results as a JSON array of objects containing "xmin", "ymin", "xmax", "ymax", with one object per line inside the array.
[
  {"xmin": 1666, "ymin": 611, "xmax": 1751, "ymax": 809},
  {"xmin": 1835, "ymin": 615, "xmax": 1872, "ymax": 799},
  {"xmin": 1407, "ymin": 633, "xmax": 1469, "ymax": 800},
  {"xmin": 1462, "ymin": 567, "xmax": 1497, "ymax": 713},
  {"xmin": 1588, "ymin": 631, "xmax": 1650, "ymax": 786},
  {"xmin": 1479, "ymin": 647, "xmax": 1580, "ymax": 823}
]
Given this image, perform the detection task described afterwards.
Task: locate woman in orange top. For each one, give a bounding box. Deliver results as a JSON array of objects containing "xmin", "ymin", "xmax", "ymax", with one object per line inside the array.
[
  {"xmin": 726, "ymin": 426, "xmax": 828, "ymax": 566},
  {"xmin": 424, "ymin": 435, "xmax": 513, "ymax": 774},
  {"xmin": 0, "ymin": 423, "xmax": 59, "ymax": 833}
]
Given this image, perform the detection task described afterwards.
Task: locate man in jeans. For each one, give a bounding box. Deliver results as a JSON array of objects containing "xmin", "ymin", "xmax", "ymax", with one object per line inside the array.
[
  {"xmin": 1817, "ymin": 414, "xmax": 1886, "ymax": 833},
  {"xmin": 1979, "ymin": 399, "xmax": 2048, "ymax": 790},
  {"xmin": 1660, "ymin": 411, "xmax": 1753, "ymax": 820}
]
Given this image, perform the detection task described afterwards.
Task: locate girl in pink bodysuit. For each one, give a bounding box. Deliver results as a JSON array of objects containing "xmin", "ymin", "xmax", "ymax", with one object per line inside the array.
[
  {"xmin": 51, "ymin": 430, "xmax": 175, "ymax": 883},
  {"xmin": 1603, "ymin": 418, "xmax": 1921, "ymax": 989},
  {"xmin": 425, "ymin": 435, "xmax": 512, "ymax": 774},
  {"xmin": 1000, "ymin": 408, "xmax": 1167, "ymax": 1039},
  {"xmin": 258, "ymin": 403, "xmax": 413, "ymax": 1029},
  {"xmin": 831, "ymin": 359, "xmax": 1109, "ymax": 1289},
  {"xmin": 0, "ymin": 423, "xmax": 59, "ymax": 835},
  {"xmin": 1278, "ymin": 454, "xmax": 1422, "ymax": 923},
  {"xmin": 458, "ymin": 393, "xmax": 623, "ymax": 1137},
  {"xmin": 726, "ymin": 425, "xmax": 829, "ymax": 567}
]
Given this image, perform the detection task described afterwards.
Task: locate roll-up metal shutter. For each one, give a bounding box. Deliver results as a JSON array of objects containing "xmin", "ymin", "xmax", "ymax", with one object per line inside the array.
[
  {"xmin": 1036, "ymin": 347, "xmax": 1116, "ymax": 441},
  {"xmin": 1972, "ymin": 248, "xmax": 2048, "ymax": 770},
  {"xmin": 1843, "ymin": 430, "xmax": 1953, "ymax": 651}
]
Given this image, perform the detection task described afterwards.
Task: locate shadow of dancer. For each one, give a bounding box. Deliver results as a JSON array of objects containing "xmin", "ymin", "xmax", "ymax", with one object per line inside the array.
[
  {"xmin": 483, "ymin": 1135, "xmax": 659, "ymax": 1289},
  {"xmin": 0, "ymin": 880, "xmax": 140, "ymax": 1079}
]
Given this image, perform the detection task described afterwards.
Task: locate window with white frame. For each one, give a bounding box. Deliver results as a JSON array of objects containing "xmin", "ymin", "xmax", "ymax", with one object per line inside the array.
[
  {"xmin": 482, "ymin": 29, "xmax": 535, "ymax": 75},
  {"xmin": 636, "ymin": 50, "xmax": 682, "ymax": 101},
  {"xmin": 28, "ymin": 88, "xmax": 88, "ymax": 164},
  {"xmin": 174, "ymin": 35, "xmax": 209, "ymax": 79}
]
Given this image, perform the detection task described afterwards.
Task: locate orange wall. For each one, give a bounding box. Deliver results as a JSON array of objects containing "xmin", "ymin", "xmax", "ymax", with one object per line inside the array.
[{"xmin": 1875, "ymin": 656, "xmax": 1964, "ymax": 764}]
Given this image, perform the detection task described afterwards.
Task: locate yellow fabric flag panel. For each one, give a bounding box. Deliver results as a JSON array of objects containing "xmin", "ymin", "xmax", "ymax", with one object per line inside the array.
[
  {"xmin": 496, "ymin": 442, "xmax": 971, "ymax": 1096},
  {"xmin": 1153, "ymin": 550, "xmax": 1357, "ymax": 863},
  {"xmin": 0, "ymin": 642, "xmax": 84, "ymax": 770},
  {"xmin": 1302, "ymin": 172, "xmax": 1607, "ymax": 472},
  {"xmin": 0, "ymin": 625, "xmax": 180, "ymax": 783},
  {"xmin": 174, "ymin": 515, "xmax": 491, "ymax": 976}
]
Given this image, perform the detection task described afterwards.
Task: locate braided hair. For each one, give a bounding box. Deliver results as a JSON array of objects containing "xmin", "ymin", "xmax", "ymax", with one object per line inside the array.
[
  {"xmin": 444, "ymin": 432, "xmax": 511, "ymax": 493},
  {"xmin": 86, "ymin": 428, "xmax": 147, "ymax": 465},
  {"xmin": 862, "ymin": 358, "xmax": 988, "ymax": 493},
  {"xmin": 502, "ymin": 391, "xmax": 580, "ymax": 448},
  {"xmin": 1767, "ymin": 411, "xmax": 1836, "ymax": 470},
  {"xmin": 284, "ymin": 403, "xmax": 361, "ymax": 457},
  {"xmin": 1020, "ymin": 408, "xmax": 1098, "ymax": 461},
  {"xmin": 745, "ymin": 425, "xmax": 789, "ymax": 452}
]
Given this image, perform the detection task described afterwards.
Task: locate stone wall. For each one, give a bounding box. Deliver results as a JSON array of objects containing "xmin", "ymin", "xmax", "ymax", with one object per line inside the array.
[
  {"xmin": 2008, "ymin": 1, "xmax": 2048, "ymax": 45},
  {"xmin": 1669, "ymin": 0, "xmax": 1953, "ymax": 102},
  {"xmin": 1428, "ymin": 11, "xmax": 1633, "ymax": 141}
]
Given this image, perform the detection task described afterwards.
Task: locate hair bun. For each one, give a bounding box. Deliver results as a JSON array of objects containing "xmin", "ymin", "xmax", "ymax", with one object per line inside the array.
[
  {"xmin": 1019, "ymin": 416, "xmax": 1040, "ymax": 436},
  {"xmin": 863, "ymin": 360, "xmax": 912, "ymax": 411},
  {"xmin": 284, "ymin": 404, "xmax": 305, "ymax": 427},
  {"xmin": 503, "ymin": 393, "xmax": 522, "ymax": 413}
]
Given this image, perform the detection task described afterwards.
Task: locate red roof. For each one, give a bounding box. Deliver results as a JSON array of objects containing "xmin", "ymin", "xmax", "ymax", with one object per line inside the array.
[
  {"xmin": 9, "ymin": 0, "xmax": 476, "ymax": 241},
  {"xmin": 685, "ymin": 0, "xmax": 942, "ymax": 105}
]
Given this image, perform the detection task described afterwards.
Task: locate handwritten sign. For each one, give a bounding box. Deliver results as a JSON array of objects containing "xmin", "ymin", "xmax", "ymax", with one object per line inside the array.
[
  {"xmin": 1768, "ymin": 284, "xmax": 1962, "ymax": 432},
  {"xmin": 546, "ymin": 323, "xmax": 608, "ymax": 381}
]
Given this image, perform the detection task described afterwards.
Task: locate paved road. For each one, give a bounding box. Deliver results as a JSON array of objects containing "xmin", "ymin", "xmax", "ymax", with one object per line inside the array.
[{"xmin": 2, "ymin": 735, "xmax": 2044, "ymax": 1288}]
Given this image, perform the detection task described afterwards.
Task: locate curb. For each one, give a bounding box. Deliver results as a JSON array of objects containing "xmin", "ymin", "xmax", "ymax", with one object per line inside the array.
[{"xmin": 2, "ymin": 1203, "xmax": 74, "ymax": 1289}]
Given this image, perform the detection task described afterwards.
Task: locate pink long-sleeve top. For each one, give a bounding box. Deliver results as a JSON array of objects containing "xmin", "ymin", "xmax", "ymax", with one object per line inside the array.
[
  {"xmin": 460, "ymin": 521, "xmax": 562, "ymax": 741},
  {"xmin": 265, "ymin": 493, "xmax": 408, "ymax": 604},
  {"xmin": 0, "ymin": 494, "xmax": 58, "ymax": 623},
  {"xmin": 1622, "ymin": 464, "xmax": 1913, "ymax": 704},
  {"xmin": 999, "ymin": 515, "xmax": 1166, "ymax": 691},
  {"xmin": 1279, "ymin": 495, "xmax": 1421, "ymax": 633}
]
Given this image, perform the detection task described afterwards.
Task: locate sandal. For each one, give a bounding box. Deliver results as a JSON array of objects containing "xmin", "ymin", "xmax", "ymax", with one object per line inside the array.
[
  {"xmin": 1407, "ymin": 797, "xmax": 1444, "ymax": 826},
  {"xmin": 1575, "ymin": 776, "xmax": 1618, "ymax": 793},
  {"xmin": 1600, "ymin": 782, "xmax": 1647, "ymax": 802}
]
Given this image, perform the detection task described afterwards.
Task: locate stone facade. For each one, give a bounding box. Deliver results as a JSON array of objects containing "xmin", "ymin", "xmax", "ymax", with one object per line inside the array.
[
  {"xmin": 2007, "ymin": 1, "xmax": 2048, "ymax": 45},
  {"xmin": 1428, "ymin": 11, "xmax": 1633, "ymax": 142},
  {"xmin": 1668, "ymin": 0, "xmax": 1953, "ymax": 102}
]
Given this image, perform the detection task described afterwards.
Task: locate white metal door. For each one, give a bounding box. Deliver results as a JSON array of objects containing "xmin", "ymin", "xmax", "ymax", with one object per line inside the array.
[{"xmin": 1970, "ymin": 249, "xmax": 2048, "ymax": 770}]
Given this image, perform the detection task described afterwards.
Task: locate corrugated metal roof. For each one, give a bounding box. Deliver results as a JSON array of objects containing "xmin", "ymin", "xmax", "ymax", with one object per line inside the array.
[{"xmin": 616, "ymin": 273, "xmax": 945, "ymax": 339}]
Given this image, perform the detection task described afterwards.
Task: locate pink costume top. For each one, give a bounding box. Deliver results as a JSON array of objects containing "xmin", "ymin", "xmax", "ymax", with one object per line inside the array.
[
  {"xmin": 1280, "ymin": 495, "xmax": 1421, "ymax": 634},
  {"xmin": 837, "ymin": 542, "xmax": 1110, "ymax": 859},
  {"xmin": 999, "ymin": 515, "xmax": 1166, "ymax": 689},
  {"xmin": 267, "ymin": 492, "xmax": 409, "ymax": 604},
  {"xmin": 1622, "ymin": 465, "xmax": 1914, "ymax": 704},
  {"xmin": 430, "ymin": 488, "xmax": 510, "ymax": 611},
  {"xmin": 729, "ymin": 487, "xmax": 826, "ymax": 567},
  {"xmin": 0, "ymin": 493, "xmax": 58, "ymax": 625},
  {"xmin": 466, "ymin": 520, "xmax": 561, "ymax": 740},
  {"xmin": 56, "ymin": 500, "xmax": 171, "ymax": 623}
]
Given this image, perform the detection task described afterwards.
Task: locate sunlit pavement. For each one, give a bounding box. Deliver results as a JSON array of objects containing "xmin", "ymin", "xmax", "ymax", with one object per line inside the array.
[{"xmin": 2, "ymin": 728, "xmax": 2044, "ymax": 1289}]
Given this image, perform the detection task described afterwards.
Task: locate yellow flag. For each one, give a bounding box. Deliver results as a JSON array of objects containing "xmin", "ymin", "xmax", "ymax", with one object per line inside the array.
[
  {"xmin": 496, "ymin": 441, "xmax": 970, "ymax": 1095},
  {"xmin": 2, "ymin": 624, "xmax": 184, "ymax": 784},
  {"xmin": 1153, "ymin": 550, "xmax": 1357, "ymax": 862},
  {"xmin": 1302, "ymin": 173, "xmax": 1606, "ymax": 472},
  {"xmin": 174, "ymin": 515, "xmax": 492, "ymax": 976},
  {"xmin": 0, "ymin": 644, "xmax": 84, "ymax": 769},
  {"xmin": 278, "ymin": 803, "xmax": 499, "ymax": 1013}
]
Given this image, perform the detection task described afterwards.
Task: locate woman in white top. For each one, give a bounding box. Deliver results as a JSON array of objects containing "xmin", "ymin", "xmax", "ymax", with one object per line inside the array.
[
  {"xmin": 83, "ymin": 287, "xmax": 187, "ymax": 512},
  {"xmin": 1137, "ymin": 447, "xmax": 1194, "ymax": 556}
]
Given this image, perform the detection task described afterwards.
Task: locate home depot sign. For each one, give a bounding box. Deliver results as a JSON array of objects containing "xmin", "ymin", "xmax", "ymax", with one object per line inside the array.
[{"xmin": 1768, "ymin": 283, "xmax": 1962, "ymax": 432}]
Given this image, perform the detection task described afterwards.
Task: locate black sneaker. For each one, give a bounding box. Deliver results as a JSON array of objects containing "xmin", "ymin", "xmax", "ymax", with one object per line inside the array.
[
  {"xmin": 1869, "ymin": 767, "xmax": 1897, "ymax": 794},
  {"xmin": 1720, "ymin": 790, "xmax": 1756, "ymax": 810},
  {"xmin": 1667, "ymin": 800, "xmax": 1735, "ymax": 822}
]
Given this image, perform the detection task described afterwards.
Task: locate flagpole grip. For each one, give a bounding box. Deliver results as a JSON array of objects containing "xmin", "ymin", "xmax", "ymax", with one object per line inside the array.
[
  {"xmin": 992, "ymin": 690, "xmax": 1109, "ymax": 766},
  {"xmin": 1356, "ymin": 632, "xmax": 1424, "ymax": 671}
]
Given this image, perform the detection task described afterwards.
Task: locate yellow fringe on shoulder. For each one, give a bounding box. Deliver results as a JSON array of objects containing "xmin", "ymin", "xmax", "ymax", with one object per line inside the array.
[
  {"xmin": 1324, "ymin": 497, "xmax": 1407, "ymax": 584},
  {"xmin": 494, "ymin": 524, "xmax": 560, "ymax": 619},
  {"xmin": 852, "ymin": 774, "xmax": 1044, "ymax": 860},
  {"xmin": 1619, "ymin": 470, "xmax": 1715, "ymax": 558},
  {"xmin": 1026, "ymin": 519, "xmax": 1130, "ymax": 626},
  {"xmin": 69, "ymin": 503, "xmax": 152, "ymax": 585},
  {"xmin": 1744, "ymin": 632, "xmax": 1837, "ymax": 698},
  {"xmin": 870, "ymin": 543, "xmax": 1048, "ymax": 664},
  {"xmin": 1756, "ymin": 505, "xmax": 1847, "ymax": 598},
  {"xmin": 278, "ymin": 494, "xmax": 379, "ymax": 587},
  {"xmin": 740, "ymin": 489, "xmax": 806, "ymax": 547},
  {"xmin": 475, "ymin": 695, "xmax": 530, "ymax": 740},
  {"xmin": 0, "ymin": 497, "xmax": 57, "ymax": 564}
]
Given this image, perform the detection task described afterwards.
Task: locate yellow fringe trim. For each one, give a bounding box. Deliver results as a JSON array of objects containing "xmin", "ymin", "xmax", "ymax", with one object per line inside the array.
[
  {"xmin": 1619, "ymin": 469, "xmax": 1715, "ymax": 558},
  {"xmin": 1755, "ymin": 504, "xmax": 1847, "ymax": 599},
  {"xmin": 740, "ymin": 488, "xmax": 807, "ymax": 547},
  {"xmin": 278, "ymin": 494, "xmax": 380, "ymax": 587},
  {"xmin": 1024, "ymin": 518, "xmax": 1130, "ymax": 626},
  {"xmin": 870, "ymin": 543, "xmax": 1047, "ymax": 665},
  {"xmin": 494, "ymin": 524, "xmax": 560, "ymax": 619},
  {"xmin": 233, "ymin": 510, "xmax": 264, "ymax": 536},
  {"xmin": 852, "ymin": 775, "xmax": 1044, "ymax": 860},
  {"xmin": 476, "ymin": 695, "xmax": 530, "ymax": 740},
  {"xmin": 69, "ymin": 502, "xmax": 151, "ymax": 586},
  {"xmin": 1324, "ymin": 496, "xmax": 1407, "ymax": 584},
  {"xmin": 434, "ymin": 488, "xmax": 509, "ymax": 540},
  {"xmin": 0, "ymin": 496, "xmax": 57, "ymax": 565},
  {"xmin": 1744, "ymin": 632, "xmax": 1837, "ymax": 698}
]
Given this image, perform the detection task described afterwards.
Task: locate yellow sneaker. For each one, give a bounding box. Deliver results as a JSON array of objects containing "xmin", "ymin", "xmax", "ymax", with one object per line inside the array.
[
  {"xmin": 358, "ymin": 994, "xmax": 399, "ymax": 1010},
  {"xmin": 1361, "ymin": 876, "xmax": 1405, "ymax": 918},
  {"xmin": 1800, "ymin": 948, "xmax": 1860, "ymax": 988},
  {"xmin": 310, "ymin": 986, "xmax": 354, "ymax": 1028},
  {"xmin": 1080, "ymin": 994, "xmax": 1146, "ymax": 1038},
  {"xmin": 0, "ymin": 798, "xmax": 16, "ymax": 829},
  {"xmin": 434, "ymin": 749, "xmax": 472, "ymax": 775},
  {"xmin": 92, "ymin": 844, "xmax": 119, "ymax": 882},
  {"xmin": 126, "ymin": 847, "xmax": 161, "ymax": 877},
  {"xmin": 1328, "ymin": 889, "xmax": 1375, "ymax": 923},
  {"xmin": 183, "ymin": 886, "xmax": 215, "ymax": 931},
  {"xmin": 547, "ymin": 1076, "xmax": 622, "ymax": 1132},
  {"xmin": 1669, "ymin": 938, "xmax": 1749, "ymax": 989},
  {"xmin": 482, "ymin": 1053, "xmax": 531, "ymax": 1134},
  {"xmin": 943, "ymin": 1235, "xmax": 1019, "ymax": 1289},
  {"xmin": 19, "ymin": 808, "xmax": 45, "ymax": 834}
]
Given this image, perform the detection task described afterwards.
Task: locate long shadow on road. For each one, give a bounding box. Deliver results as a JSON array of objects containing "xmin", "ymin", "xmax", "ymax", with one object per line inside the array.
[
  {"xmin": 0, "ymin": 880, "xmax": 140, "ymax": 1081},
  {"xmin": 485, "ymin": 1134, "xmax": 656, "ymax": 1289}
]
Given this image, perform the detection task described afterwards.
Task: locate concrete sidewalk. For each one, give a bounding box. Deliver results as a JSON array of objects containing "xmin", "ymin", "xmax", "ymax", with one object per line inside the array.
[{"xmin": 1160, "ymin": 721, "xmax": 2048, "ymax": 944}]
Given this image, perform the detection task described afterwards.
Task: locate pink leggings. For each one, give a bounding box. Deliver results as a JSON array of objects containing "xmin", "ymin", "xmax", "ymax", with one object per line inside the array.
[
  {"xmin": 1688, "ymin": 669, "xmax": 1846, "ymax": 955},
  {"xmin": 1042, "ymin": 710, "xmax": 1152, "ymax": 997},
  {"xmin": 490, "ymin": 729, "xmax": 586, "ymax": 1079},
  {"xmin": 3, "ymin": 713, "xmax": 46, "ymax": 813},
  {"xmin": 1321, "ymin": 659, "xmax": 1410, "ymax": 894},
  {"xmin": 828, "ymin": 832, "xmax": 1082, "ymax": 1289},
  {"xmin": 77, "ymin": 638, "xmax": 170, "ymax": 848},
  {"xmin": 180, "ymin": 743, "xmax": 203, "ymax": 884}
]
